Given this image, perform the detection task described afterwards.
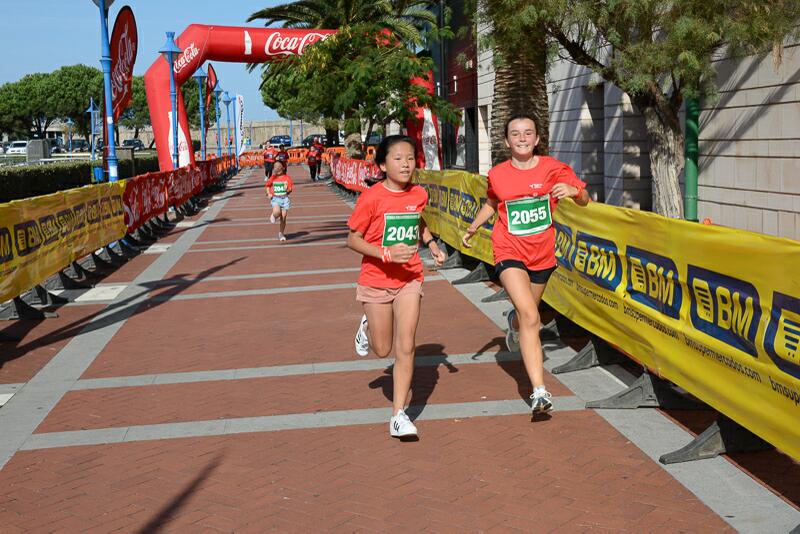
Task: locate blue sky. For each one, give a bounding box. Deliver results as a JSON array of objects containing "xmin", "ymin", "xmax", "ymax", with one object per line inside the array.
[{"xmin": 0, "ymin": 0, "xmax": 284, "ymax": 121}]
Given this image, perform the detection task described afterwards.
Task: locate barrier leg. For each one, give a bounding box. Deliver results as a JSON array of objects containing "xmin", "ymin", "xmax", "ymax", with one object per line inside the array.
[
  {"xmin": 82, "ymin": 253, "xmax": 114, "ymax": 275},
  {"xmin": 134, "ymin": 225, "xmax": 157, "ymax": 244},
  {"xmin": 0, "ymin": 297, "xmax": 58, "ymax": 321},
  {"xmin": 26, "ymin": 285, "xmax": 68, "ymax": 307},
  {"xmin": 659, "ymin": 415, "xmax": 773, "ymax": 464},
  {"xmin": 99, "ymin": 246, "xmax": 126, "ymax": 265},
  {"xmin": 539, "ymin": 319, "xmax": 560, "ymax": 341},
  {"xmin": 123, "ymin": 233, "xmax": 144, "ymax": 247},
  {"xmin": 452, "ymin": 262, "xmax": 491, "ymax": 285},
  {"xmin": 585, "ymin": 370, "xmax": 708, "ymax": 410},
  {"xmin": 551, "ymin": 336, "xmax": 626, "ymax": 374},
  {"xmin": 482, "ymin": 288, "xmax": 509, "ymax": 303},
  {"xmin": 440, "ymin": 248, "xmax": 464, "ymax": 270},
  {"xmin": 46, "ymin": 269, "xmax": 92, "ymax": 291},
  {"xmin": 117, "ymin": 239, "xmax": 141, "ymax": 258}
]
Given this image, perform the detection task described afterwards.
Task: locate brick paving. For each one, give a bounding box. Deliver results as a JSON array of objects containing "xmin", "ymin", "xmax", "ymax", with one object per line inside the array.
[{"xmin": 0, "ymin": 166, "xmax": 796, "ymax": 532}]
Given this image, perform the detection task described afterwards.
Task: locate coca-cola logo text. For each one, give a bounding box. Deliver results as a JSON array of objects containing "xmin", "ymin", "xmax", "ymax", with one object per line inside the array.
[
  {"xmin": 111, "ymin": 22, "xmax": 136, "ymax": 103},
  {"xmin": 173, "ymin": 42, "xmax": 200, "ymax": 75},
  {"xmin": 264, "ymin": 32, "xmax": 330, "ymax": 57}
]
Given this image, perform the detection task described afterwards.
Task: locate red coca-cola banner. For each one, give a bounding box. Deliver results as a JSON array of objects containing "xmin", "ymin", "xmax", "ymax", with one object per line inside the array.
[
  {"xmin": 122, "ymin": 155, "xmax": 235, "ymax": 232},
  {"xmin": 123, "ymin": 172, "xmax": 168, "ymax": 232},
  {"xmin": 205, "ymin": 64, "xmax": 217, "ymax": 124},
  {"xmin": 331, "ymin": 155, "xmax": 380, "ymax": 192},
  {"xmin": 110, "ymin": 6, "xmax": 138, "ymax": 120}
]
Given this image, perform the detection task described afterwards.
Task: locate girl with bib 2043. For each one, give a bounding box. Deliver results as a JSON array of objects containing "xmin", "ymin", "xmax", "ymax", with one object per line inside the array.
[
  {"xmin": 347, "ymin": 135, "xmax": 446, "ymax": 439},
  {"xmin": 462, "ymin": 115, "xmax": 590, "ymax": 415}
]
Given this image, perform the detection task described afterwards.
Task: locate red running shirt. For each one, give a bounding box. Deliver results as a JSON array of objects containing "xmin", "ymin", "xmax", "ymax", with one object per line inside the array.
[
  {"xmin": 263, "ymin": 147, "xmax": 276, "ymax": 163},
  {"xmin": 265, "ymin": 174, "xmax": 294, "ymax": 197},
  {"xmin": 348, "ymin": 182, "xmax": 428, "ymax": 288},
  {"xmin": 487, "ymin": 156, "xmax": 586, "ymax": 270}
]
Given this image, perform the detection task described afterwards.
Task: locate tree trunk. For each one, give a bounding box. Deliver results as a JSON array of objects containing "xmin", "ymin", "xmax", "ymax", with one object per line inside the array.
[
  {"xmin": 640, "ymin": 104, "xmax": 684, "ymax": 218},
  {"xmin": 489, "ymin": 36, "xmax": 549, "ymax": 166},
  {"xmin": 343, "ymin": 110, "xmax": 363, "ymax": 159}
]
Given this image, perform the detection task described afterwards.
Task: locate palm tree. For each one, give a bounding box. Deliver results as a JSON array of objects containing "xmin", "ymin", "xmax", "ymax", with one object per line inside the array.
[
  {"xmin": 479, "ymin": 0, "xmax": 549, "ymax": 165},
  {"xmin": 248, "ymin": 0, "xmax": 436, "ymax": 47},
  {"xmin": 249, "ymin": 0, "xmax": 438, "ymax": 153}
]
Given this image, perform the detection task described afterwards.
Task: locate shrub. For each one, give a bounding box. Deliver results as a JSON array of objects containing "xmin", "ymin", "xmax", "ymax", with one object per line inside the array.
[{"xmin": 0, "ymin": 154, "xmax": 161, "ymax": 203}]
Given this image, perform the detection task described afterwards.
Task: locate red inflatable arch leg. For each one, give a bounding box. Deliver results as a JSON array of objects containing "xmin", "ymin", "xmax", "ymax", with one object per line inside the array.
[{"xmin": 144, "ymin": 26, "xmax": 335, "ymax": 171}]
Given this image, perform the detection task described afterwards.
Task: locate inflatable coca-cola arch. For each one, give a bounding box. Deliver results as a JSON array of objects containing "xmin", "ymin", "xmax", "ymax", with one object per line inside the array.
[
  {"xmin": 144, "ymin": 26, "xmax": 335, "ymax": 170},
  {"xmin": 145, "ymin": 25, "xmax": 441, "ymax": 171}
]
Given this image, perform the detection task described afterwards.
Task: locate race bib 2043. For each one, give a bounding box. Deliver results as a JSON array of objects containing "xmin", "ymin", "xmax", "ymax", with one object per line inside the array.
[
  {"xmin": 382, "ymin": 213, "xmax": 420, "ymax": 246},
  {"xmin": 273, "ymin": 181, "xmax": 288, "ymax": 196},
  {"xmin": 505, "ymin": 195, "xmax": 552, "ymax": 236}
]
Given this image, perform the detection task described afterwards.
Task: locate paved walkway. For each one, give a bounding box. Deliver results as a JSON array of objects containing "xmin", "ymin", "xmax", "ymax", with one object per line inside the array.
[{"xmin": 0, "ymin": 167, "xmax": 798, "ymax": 532}]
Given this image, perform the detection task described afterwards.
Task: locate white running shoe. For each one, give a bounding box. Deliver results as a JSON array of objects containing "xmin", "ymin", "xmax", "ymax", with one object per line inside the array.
[
  {"xmin": 278, "ymin": 233, "xmax": 287, "ymax": 242},
  {"xmin": 530, "ymin": 388, "xmax": 553, "ymax": 414},
  {"xmin": 505, "ymin": 308, "xmax": 520, "ymax": 352},
  {"xmin": 270, "ymin": 214, "xmax": 277, "ymax": 224},
  {"xmin": 354, "ymin": 314, "xmax": 369, "ymax": 356},
  {"xmin": 390, "ymin": 409, "xmax": 418, "ymax": 438}
]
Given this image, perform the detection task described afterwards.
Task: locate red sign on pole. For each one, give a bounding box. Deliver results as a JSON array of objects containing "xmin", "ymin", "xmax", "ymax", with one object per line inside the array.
[
  {"xmin": 205, "ymin": 64, "xmax": 217, "ymax": 126},
  {"xmin": 110, "ymin": 6, "xmax": 138, "ymax": 120}
]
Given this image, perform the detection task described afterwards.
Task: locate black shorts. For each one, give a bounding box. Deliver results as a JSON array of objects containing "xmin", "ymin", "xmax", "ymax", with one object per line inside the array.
[{"xmin": 495, "ymin": 260, "xmax": 556, "ymax": 284}]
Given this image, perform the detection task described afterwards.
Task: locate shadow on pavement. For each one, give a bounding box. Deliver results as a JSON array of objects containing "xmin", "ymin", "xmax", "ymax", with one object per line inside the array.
[{"xmin": 136, "ymin": 454, "xmax": 223, "ymax": 533}]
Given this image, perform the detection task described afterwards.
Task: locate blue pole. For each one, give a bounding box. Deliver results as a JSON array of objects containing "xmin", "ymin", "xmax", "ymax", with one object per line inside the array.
[
  {"xmin": 232, "ymin": 95, "xmax": 239, "ymax": 168},
  {"xmin": 166, "ymin": 42, "xmax": 179, "ymax": 169},
  {"xmin": 98, "ymin": 0, "xmax": 119, "ymax": 181},
  {"xmin": 225, "ymin": 99, "xmax": 232, "ymax": 158},
  {"xmin": 196, "ymin": 79, "xmax": 206, "ymax": 161},
  {"xmin": 89, "ymin": 99, "xmax": 96, "ymax": 161},
  {"xmin": 289, "ymin": 119, "xmax": 293, "ymax": 147},
  {"xmin": 215, "ymin": 92, "xmax": 222, "ymax": 158}
]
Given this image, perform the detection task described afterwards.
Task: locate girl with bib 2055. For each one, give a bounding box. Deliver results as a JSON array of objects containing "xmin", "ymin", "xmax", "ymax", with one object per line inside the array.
[
  {"xmin": 462, "ymin": 115, "xmax": 590, "ymax": 416},
  {"xmin": 347, "ymin": 135, "xmax": 446, "ymax": 439}
]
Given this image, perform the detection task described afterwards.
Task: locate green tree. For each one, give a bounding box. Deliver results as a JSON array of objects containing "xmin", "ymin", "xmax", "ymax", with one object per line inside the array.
[
  {"xmin": 521, "ymin": 0, "xmax": 800, "ymax": 217},
  {"xmin": 51, "ymin": 65, "xmax": 104, "ymax": 142},
  {"xmin": 0, "ymin": 65, "xmax": 104, "ymax": 141},
  {"xmin": 118, "ymin": 76, "xmax": 150, "ymax": 139}
]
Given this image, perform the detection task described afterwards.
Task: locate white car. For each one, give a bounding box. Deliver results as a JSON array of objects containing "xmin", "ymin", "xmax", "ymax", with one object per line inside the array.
[{"xmin": 6, "ymin": 141, "xmax": 28, "ymax": 155}]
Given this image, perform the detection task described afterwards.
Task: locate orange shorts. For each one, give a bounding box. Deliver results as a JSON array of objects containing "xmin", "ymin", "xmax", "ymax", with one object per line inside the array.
[{"xmin": 356, "ymin": 279, "xmax": 424, "ymax": 304}]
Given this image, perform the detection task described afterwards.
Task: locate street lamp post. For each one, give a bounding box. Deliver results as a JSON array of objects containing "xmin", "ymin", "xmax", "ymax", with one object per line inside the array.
[
  {"xmin": 92, "ymin": 0, "xmax": 119, "ymax": 181},
  {"xmin": 222, "ymin": 91, "xmax": 233, "ymax": 159},
  {"xmin": 65, "ymin": 118, "xmax": 74, "ymax": 155},
  {"xmin": 159, "ymin": 31, "xmax": 183, "ymax": 170},
  {"xmin": 86, "ymin": 98, "xmax": 99, "ymax": 161},
  {"xmin": 193, "ymin": 66, "xmax": 208, "ymax": 161},
  {"xmin": 213, "ymin": 81, "xmax": 223, "ymax": 158},
  {"xmin": 231, "ymin": 94, "xmax": 240, "ymax": 168}
]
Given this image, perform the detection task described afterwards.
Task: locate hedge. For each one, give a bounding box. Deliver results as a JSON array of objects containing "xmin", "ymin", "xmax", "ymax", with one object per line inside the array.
[{"xmin": 0, "ymin": 155, "xmax": 160, "ymax": 203}]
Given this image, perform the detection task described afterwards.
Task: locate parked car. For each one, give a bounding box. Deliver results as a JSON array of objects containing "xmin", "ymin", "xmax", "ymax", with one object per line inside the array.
[
  {"xmin": 122, "ymin": 138, "xmax": 145, "ymax": 151},
  {"xmin": 71, "ymin": 139, "xmax": 89, "ymax": 152},
  {"xmin": 6, "ymin": 141, "xmax": 28, "ymax": 155},
  {"xmin": 268, "ymin": 134, "xmax": 292, "ymax": 147},
  {"xmin": 365, "ymin": 132, "xmax": 383, "ymax": 146},
  {"xmin": 301, "ymin": 134, "xmax": 326, "ymax": 147}
]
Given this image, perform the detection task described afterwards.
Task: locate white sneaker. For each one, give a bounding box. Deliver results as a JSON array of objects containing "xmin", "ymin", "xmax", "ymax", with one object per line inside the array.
[
  {"xmin": 530, "ymin": 388, "xmax": 553, "ymax": 414},
  {"xmin": 278, "ymin": 233, "xmax": 287, "ymax": 242},
  {"xmin": 390, "ymin": 409, "xmax": 418, "ymax": 438},
  {"xmin": 354, "ymin": 314, "xmax": 369, "ymax": 356},
  {"xmin": 270, "ymin": 214, "xmax": 277, "ymax": 224},
  {"xmin": 505, "ymin": 308, "xmax": 520, "ymax": 352}
]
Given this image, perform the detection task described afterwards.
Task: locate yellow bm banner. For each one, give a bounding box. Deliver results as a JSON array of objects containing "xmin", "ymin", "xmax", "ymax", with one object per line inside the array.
[
  {"xmin": 0, "ymin": 182, "xmax": 127, "ymax": 303},
  {"xmin": 416, "ymin": 169, "xmax": 800, "ymax": 459},
  {"xmin": 416, "ymin": 170, "xmax": 495, "ymax": 264}
]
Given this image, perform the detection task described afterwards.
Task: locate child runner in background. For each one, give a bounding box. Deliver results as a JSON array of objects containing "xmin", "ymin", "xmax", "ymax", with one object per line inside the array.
[
  {"xmin": 275, "ymin": 145, "xmax": 289, "ymax": 167},
  {"xmin": 462, "ymin": 115, "xmax": 589, "ymax": 415},
  {"xmin": 307, "ymin": 142, "xmax": 320, "ymax": 182},
  {"xmin": 265, "ymin": 160, "xmax": 294, "ymax": 242},
  {"xmin": 347, "ymin": 135, "xmax": 446, "ymax": 439},
  {"xmin": 263, "ymin": 144, "xmax": 277, "ymax": 181}
]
